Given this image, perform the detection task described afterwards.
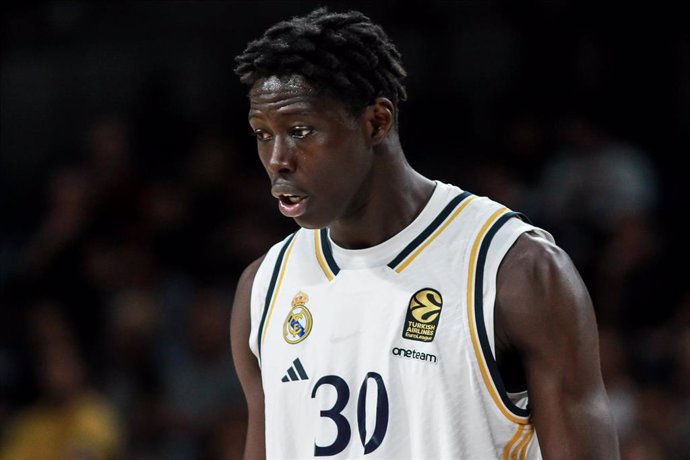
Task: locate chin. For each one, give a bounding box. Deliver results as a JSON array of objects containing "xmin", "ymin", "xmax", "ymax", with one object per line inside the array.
[
  {"xmin": 292, "ymin": 214, "xmax": 330, "ymax": 231},
  {"xmin": 292, "ymin": 218, "xmax": 320, "ymax": 230}
]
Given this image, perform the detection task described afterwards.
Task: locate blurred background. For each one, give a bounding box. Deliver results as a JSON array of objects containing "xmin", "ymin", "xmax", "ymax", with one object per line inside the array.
[{"xmin": 1, "ymin": 1, "xmax": 688, "ymax": 459}]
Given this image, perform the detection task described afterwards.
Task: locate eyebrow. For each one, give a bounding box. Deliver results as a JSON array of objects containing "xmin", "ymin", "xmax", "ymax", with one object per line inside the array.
[{"xmin": 248, "ymin": 108, "xmax": 317, "ymax": 121}]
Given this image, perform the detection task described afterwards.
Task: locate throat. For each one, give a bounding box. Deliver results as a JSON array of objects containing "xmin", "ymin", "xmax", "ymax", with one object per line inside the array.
[{"xmin": 329, "ymin": 173, "xmax": 436, "ymax": 249}]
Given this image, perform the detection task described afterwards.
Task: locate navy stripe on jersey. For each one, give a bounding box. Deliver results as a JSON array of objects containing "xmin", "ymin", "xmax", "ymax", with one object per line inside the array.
[
  {"xmin": 257, "ymin": 233, "xmax": 296, "ymax": 359},
  {"xmin": 513, "ymin": 212, "xmax": 532, "ymax": 225},
  {"xmin": 293, "ymin": 358, "xmax": 309, "ymax": 380},
  {"xmin": 387, "ymin": 191, "xmax": 472, "ymax": 269},
  {"xmin": 319, "ymin": 228, "xmax": 340, "ymax": 276},
  {"xmin": 474, "ymin": 212, "xmax": 530, "ymax": 418}
]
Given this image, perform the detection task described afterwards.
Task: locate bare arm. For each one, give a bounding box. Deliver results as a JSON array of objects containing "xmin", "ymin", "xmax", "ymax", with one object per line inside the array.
[
  {"xmin": 230, "ymin": 256, "xmax": 266, "ymax": 460},
  {"xmin": 496, "ymin": 232, "xmax": 619, "ymax": 459}
]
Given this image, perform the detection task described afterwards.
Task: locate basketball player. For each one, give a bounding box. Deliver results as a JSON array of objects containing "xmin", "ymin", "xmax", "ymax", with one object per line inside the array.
[{"xmin": 230, "ymin": 7, "xmax": 619, "ymax": 459}]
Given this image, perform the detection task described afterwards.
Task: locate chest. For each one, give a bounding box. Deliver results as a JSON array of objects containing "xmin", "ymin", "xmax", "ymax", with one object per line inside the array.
[{"xmin": 260, "ymin": 266, "xmax": 471, "ymax": 378}]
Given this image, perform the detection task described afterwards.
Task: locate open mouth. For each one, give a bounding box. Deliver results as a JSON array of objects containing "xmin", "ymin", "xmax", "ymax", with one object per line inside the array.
[
  {"xmin": 279, "ymin": 194, "xmax": 306, "ymax": 205},
  {"xmin": 277, "ymin": 193, "xmax": 309, "ymax": 217}
]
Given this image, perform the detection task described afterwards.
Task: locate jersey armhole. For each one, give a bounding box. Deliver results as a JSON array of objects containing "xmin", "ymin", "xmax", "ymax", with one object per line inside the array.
[
  {"xmin": 483, "ymin": 218, "xmax": 553, "ymax": 357},
  {"xmin": 468, "ymin": 211, "xmax": 554, "ymax": 423}
]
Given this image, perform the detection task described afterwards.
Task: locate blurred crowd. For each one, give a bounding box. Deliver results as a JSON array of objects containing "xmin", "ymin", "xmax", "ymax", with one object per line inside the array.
[
  {"xmin": 0, "ymin": 118, "xmax": 295, "ymax": 460},
  {"xmin": 1, "ymin": 2, "xmax": 688, "ymax": 460}
]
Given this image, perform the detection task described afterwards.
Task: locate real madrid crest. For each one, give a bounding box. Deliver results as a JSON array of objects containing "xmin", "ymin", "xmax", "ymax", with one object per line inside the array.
[{"xmin": 283, "ymin": 291, "xmax": 313, "ymax": 344}]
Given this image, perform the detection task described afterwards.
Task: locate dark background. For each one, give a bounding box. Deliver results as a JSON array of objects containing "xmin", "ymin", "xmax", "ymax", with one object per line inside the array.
[{"xmin": 1, "ymin": 1, "xmax": 688, "ymax": 459}]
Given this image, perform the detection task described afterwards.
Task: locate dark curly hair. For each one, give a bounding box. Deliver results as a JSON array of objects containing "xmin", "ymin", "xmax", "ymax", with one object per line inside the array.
[{"xmin": 234, "ymin": 7, "xmax": 407, "ymax": 119}]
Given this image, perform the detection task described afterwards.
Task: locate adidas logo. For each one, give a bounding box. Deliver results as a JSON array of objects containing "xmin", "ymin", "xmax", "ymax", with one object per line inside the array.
[{"xmin": 281, "ymin": 358, "xmax": 309, "ymax": 382}]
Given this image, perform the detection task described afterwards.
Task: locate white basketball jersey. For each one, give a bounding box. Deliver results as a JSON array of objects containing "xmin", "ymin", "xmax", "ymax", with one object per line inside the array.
[{"xmin": 248, "ymin": 181, "xmax": 551, "ymax": 459}]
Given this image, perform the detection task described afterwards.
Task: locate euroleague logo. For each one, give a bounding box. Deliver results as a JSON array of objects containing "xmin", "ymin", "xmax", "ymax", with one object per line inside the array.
[
  {"xmin": 283, "ymin": 291, "xmax": 313, "ymax": 344},
  {"xmin": 402, "ymin": 288, "xmax": 443, "ymax": 342}
]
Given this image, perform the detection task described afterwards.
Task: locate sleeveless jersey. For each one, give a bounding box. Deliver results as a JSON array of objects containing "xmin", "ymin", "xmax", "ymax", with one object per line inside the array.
[{"xmin": 248, "ymin": 181, "xmax": 551, "ymax": 459}]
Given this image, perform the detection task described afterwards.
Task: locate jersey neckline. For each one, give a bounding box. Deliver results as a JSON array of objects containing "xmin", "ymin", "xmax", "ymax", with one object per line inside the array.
[{"xmin": 323, "ymin": 181, "xmax": 462, "ymax": 270}]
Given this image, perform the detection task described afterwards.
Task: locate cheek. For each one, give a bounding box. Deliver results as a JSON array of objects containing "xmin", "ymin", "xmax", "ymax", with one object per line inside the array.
[
  {"xmin": 336, "ymin": 139, "xmax": 372, "ymax": 179},
  {"xmin": 256, "ymin": 145, "xmax": 273, "ymax": 171},
  {"xmin": 312, "ymin": 144, "xmax": 371, "ymax": 197},
  {"xmin": 322, "ymin": 128, "xmax": 369, "ymax": 168}
]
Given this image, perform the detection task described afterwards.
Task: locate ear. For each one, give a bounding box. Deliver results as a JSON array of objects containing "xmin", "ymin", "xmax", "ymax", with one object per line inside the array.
[{"xmin": 364, "ymin": 97, "xmax": 395, "ymax": 144}]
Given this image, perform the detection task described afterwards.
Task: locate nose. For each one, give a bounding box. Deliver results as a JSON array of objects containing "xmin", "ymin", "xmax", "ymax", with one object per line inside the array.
[{"xmin": 265, "ymin": 135, "xmax": 295, "ymax": 175}]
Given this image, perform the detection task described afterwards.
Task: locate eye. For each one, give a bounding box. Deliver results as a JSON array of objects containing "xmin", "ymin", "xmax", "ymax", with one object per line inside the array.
[
  {"xmin": 290, "ymin": 126, "xmax": 314, "ymax": 139},
  {"xmin": 252, "ymin": 129, "xmax": 272, "ymax": 143}
]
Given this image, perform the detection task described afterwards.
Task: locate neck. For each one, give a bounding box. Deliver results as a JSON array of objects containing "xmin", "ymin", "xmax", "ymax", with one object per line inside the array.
[{"xmin": 328, "ymin": 144, "xmax": 435, "ymax": 249}]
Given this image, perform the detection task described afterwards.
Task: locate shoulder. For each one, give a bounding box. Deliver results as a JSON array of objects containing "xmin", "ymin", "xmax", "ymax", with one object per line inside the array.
[
  {"xmin": 496, "ymin": 230, "xmax": 595, "ymax": 351},
  {"xmin": 499, "ymin": 231, "xmax": 584, "ymax": 302},
  {"xmin": 499, "ymin": 231, "xmax": 573, "ymax": 288},
  {"xmin": 244, "ymin": 231, "xmax": 300, "ymax": 292},
  {"xmin": 236, "ymin": 254, "xmax": 267, "ymax": 297},
  {"xmin": 231, "ymin": 231, "xmax": 299, "ymax": 325},
  {"xmin": 231, "ymin": 254, "xmax": 267, "ymax": 334}
]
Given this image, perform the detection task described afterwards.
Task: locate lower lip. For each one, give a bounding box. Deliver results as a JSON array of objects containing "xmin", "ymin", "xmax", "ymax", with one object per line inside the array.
[{"xmin": 278, "ymin": 197, "xmax": 309, "ymax": 218}]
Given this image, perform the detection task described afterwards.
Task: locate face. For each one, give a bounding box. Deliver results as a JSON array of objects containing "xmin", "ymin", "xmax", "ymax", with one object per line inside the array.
[{"xmin": 248, "ymin": 74, "xmax": 375, "ymax": 229}]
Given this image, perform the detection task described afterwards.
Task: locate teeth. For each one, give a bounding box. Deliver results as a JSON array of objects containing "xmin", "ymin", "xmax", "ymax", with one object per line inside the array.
[{"xmin": 282, "ymin": 194, "xmax": 302, "ymax": 204}]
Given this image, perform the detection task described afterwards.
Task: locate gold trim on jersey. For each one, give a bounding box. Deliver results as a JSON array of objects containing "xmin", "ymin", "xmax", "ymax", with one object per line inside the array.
[
  {"xmin": 314, "ymin": 229, "xmax": 335, "ymax": 281},
  {"xmin": 260, "ymin": 234, "xmax": 298, "ymax": 350},
  {"xmin": 393, "ymin": 195, "xmax": 477, "ymax": 273},
  {"xmin": 467, "ymin": 207, "xmax": 531, "ymax": 425},
  {"xmin": 502, "ymin": 424, "xmax": 535, "ymax": 459},
  {"xmin": 514, "ymin": 425, "xmax": 535, "ymax": 459},
  {"xmin": 502, "ymin": 425, "xmax": 525, "ymax": 459}
]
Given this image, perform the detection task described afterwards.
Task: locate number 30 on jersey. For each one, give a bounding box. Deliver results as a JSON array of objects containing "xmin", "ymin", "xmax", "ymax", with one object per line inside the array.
[{"xmin": 311, "ymin": 372, "xmax": 389, "ymax": 456}]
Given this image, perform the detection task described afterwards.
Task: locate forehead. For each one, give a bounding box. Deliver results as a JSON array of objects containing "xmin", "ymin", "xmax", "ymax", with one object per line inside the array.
[
  {"xmin": 249, "ymin": 74, "xmax": 348, "ymax": 117},
  {"xmin": 250, "ymin": 74, "xmax": 317, "ymax": 98}
]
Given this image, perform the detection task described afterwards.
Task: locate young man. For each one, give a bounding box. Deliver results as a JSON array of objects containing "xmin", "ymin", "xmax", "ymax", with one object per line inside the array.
[{"xmin": 230, "ymin": 7, "xmax": 619, "ymax": 459}]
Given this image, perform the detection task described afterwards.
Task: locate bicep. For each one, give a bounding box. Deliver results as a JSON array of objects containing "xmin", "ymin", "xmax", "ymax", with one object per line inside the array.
[
  {"xmin": 230, "ymin": 256, "xmax": 266, "ymax": 460},
  {"xmin": 496, "ymin": 233, "xmax": 619, "ymax": 459}
]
